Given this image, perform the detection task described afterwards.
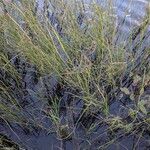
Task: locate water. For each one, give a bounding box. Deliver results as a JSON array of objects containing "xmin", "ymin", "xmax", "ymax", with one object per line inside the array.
[
  {"xmin": 37, "ymin": 0, "xmax": 149, "ymax": 42},
  {"xmin": 37, "ymin": 0, "xmax": 149, "ymax": 30}
]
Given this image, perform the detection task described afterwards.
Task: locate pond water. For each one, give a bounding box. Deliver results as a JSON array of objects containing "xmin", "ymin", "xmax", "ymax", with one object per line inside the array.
[
  {"xmin": 37, "ymin": 0, "xmax": 149, "ymax": 34},
  {"xmin": 0, "ymin": 0, "xmax": 150, "ymax": 150}
]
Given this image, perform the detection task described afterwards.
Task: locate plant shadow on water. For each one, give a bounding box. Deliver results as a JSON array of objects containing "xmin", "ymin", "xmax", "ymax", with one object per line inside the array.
[{"xmin": 0, "ymin": 0, "xmax": 150, "ymax": 149}]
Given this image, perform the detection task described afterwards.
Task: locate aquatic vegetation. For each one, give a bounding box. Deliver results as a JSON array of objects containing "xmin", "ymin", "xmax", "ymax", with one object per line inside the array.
[{"xmin": 0, "ymin": 0, "xmax": 150, "ymax": 149}]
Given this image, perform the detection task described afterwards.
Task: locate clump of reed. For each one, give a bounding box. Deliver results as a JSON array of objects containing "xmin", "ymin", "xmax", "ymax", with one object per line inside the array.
[{"xmin": 0, "ymin": 0, "xmax": 150, "ymax": 149}]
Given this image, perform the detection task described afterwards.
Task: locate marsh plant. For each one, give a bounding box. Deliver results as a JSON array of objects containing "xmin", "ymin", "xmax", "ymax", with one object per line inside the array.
[{"xmin": 0, "ymin": 0, "xmax": 150, "ymax": 149}]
